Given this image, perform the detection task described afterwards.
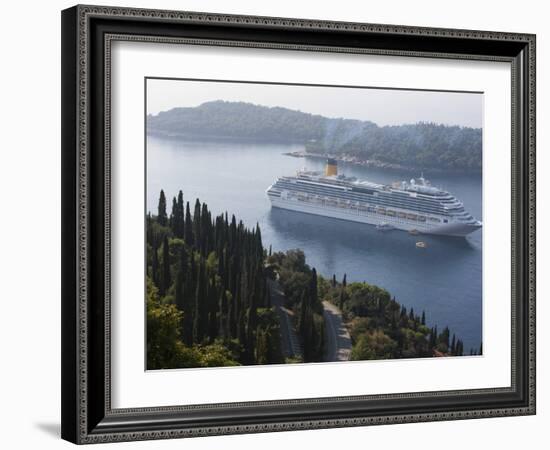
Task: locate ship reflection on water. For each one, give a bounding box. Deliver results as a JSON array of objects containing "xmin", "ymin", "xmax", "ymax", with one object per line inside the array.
[{"xmin": 268, "ymin": 206, "xmax": 478, "ymax": 264}]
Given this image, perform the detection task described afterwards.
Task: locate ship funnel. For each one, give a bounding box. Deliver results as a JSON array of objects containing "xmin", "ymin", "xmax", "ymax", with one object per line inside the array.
[{"xmin": 325, "ymin": 158, "xmax": 338, "ymax": 176}]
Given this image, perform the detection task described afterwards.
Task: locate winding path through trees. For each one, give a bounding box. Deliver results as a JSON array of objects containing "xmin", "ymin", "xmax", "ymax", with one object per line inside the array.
[
  {"xmin": 322, "ymin": 301, "xmax": 352, "ymax": 362},
  {"xmin": 268, "ymin": 279, "xmax": 302, "ymax": 359},
  {"xmin": 268, "ymin": 279, "xmax": 351, "ymax": 362}
]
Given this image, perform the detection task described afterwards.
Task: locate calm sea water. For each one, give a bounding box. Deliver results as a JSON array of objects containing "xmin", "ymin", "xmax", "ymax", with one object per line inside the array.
[{"xmin": 147, "ymin": 135, "xmax": 482, "ymax": 353}]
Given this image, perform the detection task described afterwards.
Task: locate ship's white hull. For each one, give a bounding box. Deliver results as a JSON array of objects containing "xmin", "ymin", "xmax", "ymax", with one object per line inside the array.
[{"xmin": 269, "ymin": 197, "xmax": 481, "ymax": 237}]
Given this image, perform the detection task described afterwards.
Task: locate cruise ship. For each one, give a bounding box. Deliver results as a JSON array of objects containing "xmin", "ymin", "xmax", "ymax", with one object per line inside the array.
[{"xmin": 266, "ymin": 159, "xmax": 481, "ymax": 237}]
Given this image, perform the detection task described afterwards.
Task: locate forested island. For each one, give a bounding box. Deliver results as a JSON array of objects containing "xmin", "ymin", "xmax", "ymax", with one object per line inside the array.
[
  {"xmin": 146, "ymin": 190, "xmax": 480, "ymax": 369},
  {"xmin": 147, "ymin": 101, "xmax": 482, "ymax": 173}
]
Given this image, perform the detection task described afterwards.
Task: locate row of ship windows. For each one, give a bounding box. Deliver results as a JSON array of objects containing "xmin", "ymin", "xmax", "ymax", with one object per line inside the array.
[
  {"xmin": 287, "ymin": 193, "xmax": 447, "ymax": 224},
  {"xmin": 293, "ymin": 178, "xmax": 454, "ymax": 201},
  {"xmin": 274, "ymin": 182, "xmax": 452, "ymax": 215},
  {"xmin": 279, "ymin": 180, "xmax": 452, "ymax": 207}
]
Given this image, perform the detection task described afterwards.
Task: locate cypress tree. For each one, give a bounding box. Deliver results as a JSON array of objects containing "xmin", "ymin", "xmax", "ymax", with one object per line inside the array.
[
  {"xmin": 174, "ymin": 190, "xmax": 184, "ymax": 238},
  {"xmin": 170, "ymin": 196, "xmax": 177, "ymax": 232},
  {"xmin": 157, "ymin": 190, "xmax": 168, "ymax": 226},
  {"xmin": 160, "ymin": 236, "xmax": 171, "ymax": 296},
  {"xmin": 456, "ymin": 339, "xmax": 464, "ymax": 356},
  {"xmin": 200, "ymin": 202, "xmax": 210, "ymax": 255},
  {"xmin": 184, "ymin": 202, "xmax": 193, "ymax": 246},
  {"xmin": 217, "ymin": 245, "xmax": 225, "ymax": 280},
  {"xmin": 146, "ymin": 213, "xmax": 153, "ymax": 246},
  {"xmin": 219, "ymin": 289, "xmax": 230, "ymax": 340},
  {"xmin": 174, "ymin": 247, "xmax": 186, "ymax": 312},
  {"xmin": 310, "ymin": 268, "xmax": 318, "ymax": 310},
  {"xmin": 245, "ymin": 305, "xmax": 257, "ymax": 363},
  {"xmin": 450, "ymin": 334, "xmax": 456, "ymax": 355},
  {"xmin": 239, "ymin": 263, "xmax": 249, "ymax": 312},
  {"xmin": 193, "ymin": 199, "xmax": 202, "ymax": 249},
  {"xmin": 315, "ymin": 318, "xmax": 325, "ymax": 361},
  {"xmin": 338, "ymin": 273, "xmax": 347, "ymax": 311},
  {"xmin": 207, "ymin": 274, "xmax": 219, "ymax": 342},
  {"xmin": 227, "ymin": 288, "xmax": 234, "ymax": 339},
  {"xmin": 299, "ymin": 288, "xmax": 317, "ymax": 363},
  {"xmin": 442, "ymin": 326, "xmax": 450, "ymax": 349},
  {"xmin": 421, "ymin": 310, "xmax": 426, "ymax": 326},
  {"xmin": 175, "ymin": 246, "xmax": 192, "ymax": 344},
  {"xmin": 238, "ymin": 309, "xmax": 247, "ymax": 360},
  {"xmin": 230, "ymin": 267, "xmax": 240, "ymax": 338},
  {"xmin": 182, "ymin": 252, "xmax": 196, "ymax": 345},
  {"xmin": 151, "ymin": 243, "xmax": 159, "ymax": 288},
  {"xmin": 174, "ymin": 267, "xmax": 185, "ymax": 332},
  {"xmin": 229, "ymin": 215, "xmax": 237, "ymax": 252},
  {"xmin": 193, "ymin": 260, "xmax": 208, "ymax": 343},
  {"xmin": 298, "ymin": 290, "xmax": 308, "ymax": 356},
  {"xmin": 255, "ymin": 223, "xmax": 263, "ymax": 259}
]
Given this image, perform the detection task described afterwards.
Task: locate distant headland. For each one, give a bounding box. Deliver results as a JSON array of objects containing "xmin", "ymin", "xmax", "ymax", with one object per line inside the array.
[{"xmin": 147, "ymin": 100, "xmax": 482, "ymax": 173}]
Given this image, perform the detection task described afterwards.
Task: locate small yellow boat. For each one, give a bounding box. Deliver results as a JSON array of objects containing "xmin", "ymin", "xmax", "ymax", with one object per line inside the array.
[
  {"xmin": 409, "ymin": 229, "xmax": 420, "ymax": 236},
  {"xmin": 415, "ymin": 241, "xmax": 427, "ymax": 249}
]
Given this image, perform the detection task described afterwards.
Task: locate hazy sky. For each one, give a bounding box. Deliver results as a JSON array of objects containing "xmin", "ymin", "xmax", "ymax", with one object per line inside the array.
[{"xmin": 146, "ymin": 78, "xmax": 483, "ymax": 128}]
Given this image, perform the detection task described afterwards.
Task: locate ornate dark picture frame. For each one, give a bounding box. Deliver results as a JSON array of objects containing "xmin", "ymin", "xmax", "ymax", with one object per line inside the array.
[{"xmin": 61, "ymin": 4, "xmax": 536, "ymax": 444}]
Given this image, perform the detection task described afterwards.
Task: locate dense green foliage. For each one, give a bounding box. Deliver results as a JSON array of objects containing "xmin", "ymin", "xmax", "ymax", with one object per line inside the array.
[
  {"xmin": 318, "ymin": 275, "xmax": 469, "ymax": 360},
  {"xmin": 148, "ymin": 100, "xmax": 327, "ymax": 142},
  {"xmin": 146, "ymin": 277, "xmax": 239, "ymax": 369},
  {"xmin": 310, "ymin": 122, "xmax": 482, "ymax": 172},
  {"xmin": 147, "ymin": 101, "xmax": 482, "ymax": 172},
  {"xmin": 146, "ymin": 190, "xmax": 284, "ymax": 369},
  {"xmin": 147, "ymin": 190, "xmax": 479, "ymax": 368}
]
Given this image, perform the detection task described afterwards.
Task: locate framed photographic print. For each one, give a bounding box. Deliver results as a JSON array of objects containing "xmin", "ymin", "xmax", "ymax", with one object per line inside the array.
[{"xmin": 61, "ymin": 5, "xmax": 536, "ymax": 444}]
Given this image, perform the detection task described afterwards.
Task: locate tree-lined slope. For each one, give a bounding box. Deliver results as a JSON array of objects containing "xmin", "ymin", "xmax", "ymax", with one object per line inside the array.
[
  {"xmin": 147, "ymin": 189, "xmax": 283, "ymax": 369},
  {"xmin": 148, "ymin": 101, "xmax": 482, "ymax": 172},
  {"xmin": 146, "ymin": 190, "xmax": 479, "ymax": 370}
]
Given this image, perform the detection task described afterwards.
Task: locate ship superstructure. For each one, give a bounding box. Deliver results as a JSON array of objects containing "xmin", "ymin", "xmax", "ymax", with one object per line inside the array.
[{"xmin": 266, "ymin": 159, "xmax": 481, "ymax": 237}]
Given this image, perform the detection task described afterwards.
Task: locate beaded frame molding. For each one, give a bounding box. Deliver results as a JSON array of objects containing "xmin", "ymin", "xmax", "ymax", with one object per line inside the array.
[{"xmin": 61, "ymin": 4, "xmax": 536, "ymax": 444}]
